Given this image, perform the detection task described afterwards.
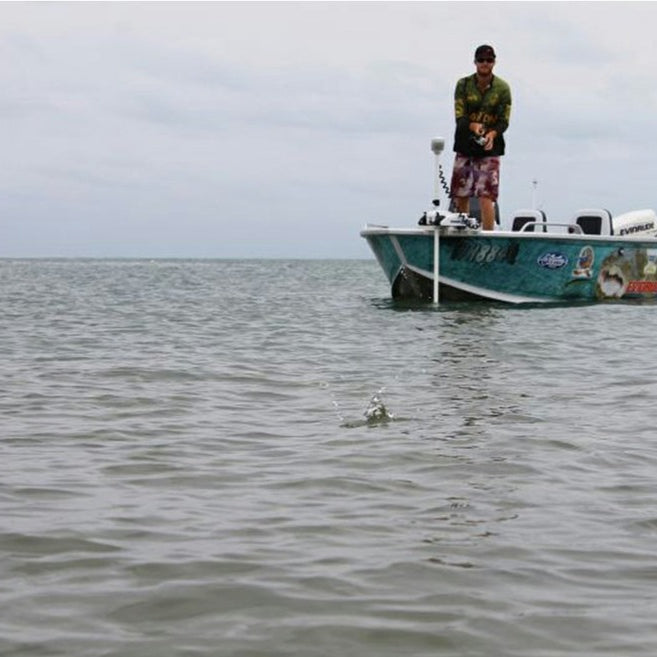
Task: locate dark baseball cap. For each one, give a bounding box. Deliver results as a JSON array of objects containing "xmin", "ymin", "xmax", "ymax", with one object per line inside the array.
[{"xmin": 475, "ymin": 44, "xmax": 496, "ymax": 59}]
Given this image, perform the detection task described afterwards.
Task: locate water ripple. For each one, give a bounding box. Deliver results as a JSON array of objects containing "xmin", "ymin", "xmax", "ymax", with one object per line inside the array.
[{"xmin": 2, "ymin": 260, "xmax": 657, "ymax": 656}]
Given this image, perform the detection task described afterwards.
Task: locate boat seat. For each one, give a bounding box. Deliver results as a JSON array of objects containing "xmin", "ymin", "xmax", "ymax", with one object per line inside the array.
[
  {"xmin": 572, "ymin": 209, "xmax": 612, "ymax": 235},
  {"xmin": 510, "ymin": 209, "xmax": 547, "ymax": 232}
]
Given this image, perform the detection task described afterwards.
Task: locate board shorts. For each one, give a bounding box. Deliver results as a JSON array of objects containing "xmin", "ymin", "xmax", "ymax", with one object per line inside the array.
[{"xmin": 450, "ymin": 154, "xmax": 500, "ymax": 201}]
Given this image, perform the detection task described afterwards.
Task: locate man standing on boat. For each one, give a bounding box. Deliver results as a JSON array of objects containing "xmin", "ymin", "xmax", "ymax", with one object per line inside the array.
[{"xmin": 450, "ymin": 44, "xmax": 511, "ymax": 231}]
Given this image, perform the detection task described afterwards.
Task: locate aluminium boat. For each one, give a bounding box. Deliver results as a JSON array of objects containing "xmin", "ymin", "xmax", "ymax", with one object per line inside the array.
[{"xmin": 361, "ymin": 138, "xmax": 657, "ymax": 304}]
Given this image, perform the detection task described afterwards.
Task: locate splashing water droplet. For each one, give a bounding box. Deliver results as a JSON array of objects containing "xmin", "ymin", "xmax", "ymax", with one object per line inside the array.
[{"xmin": 364, "ymin": 394, "xmax": 394, "ymax": 425}]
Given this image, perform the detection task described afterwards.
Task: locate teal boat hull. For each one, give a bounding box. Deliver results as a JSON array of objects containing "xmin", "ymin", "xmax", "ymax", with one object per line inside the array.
[{"xmin": 361, "ymin": 226, "xmax": 657, "ymax": 304}]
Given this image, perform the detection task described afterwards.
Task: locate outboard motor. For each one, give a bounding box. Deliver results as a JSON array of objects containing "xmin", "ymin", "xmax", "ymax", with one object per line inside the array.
[{"xmin": 612, "ymin": 209, "xmax": 657, "ymax": 237}]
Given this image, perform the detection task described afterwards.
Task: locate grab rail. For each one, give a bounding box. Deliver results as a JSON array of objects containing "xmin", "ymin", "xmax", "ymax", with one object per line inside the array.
[{"xmin": 519, "ymin": 222, "xmax": 583, "ymax": 234}]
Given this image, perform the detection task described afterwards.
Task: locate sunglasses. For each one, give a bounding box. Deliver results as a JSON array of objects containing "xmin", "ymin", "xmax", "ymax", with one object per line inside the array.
[{"xmin": 476, "ymin": 58, "xmax": 495, "ymax": 63}]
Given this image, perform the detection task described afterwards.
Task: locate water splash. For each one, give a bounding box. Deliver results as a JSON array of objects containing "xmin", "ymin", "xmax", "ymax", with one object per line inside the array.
[
  {"xmin": 340, "ymin": 392, "xmax": 395, "ymax": 428},
  {"xmin": 364, "ymin": 393, "xmax": 394, "ymax": 425}
]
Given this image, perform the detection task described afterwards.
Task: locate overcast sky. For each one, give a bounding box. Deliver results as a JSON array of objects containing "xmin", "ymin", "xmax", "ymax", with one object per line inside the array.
[{"xmin": 3, "ymin": 1, "xmax": 657, "ymax": 258}]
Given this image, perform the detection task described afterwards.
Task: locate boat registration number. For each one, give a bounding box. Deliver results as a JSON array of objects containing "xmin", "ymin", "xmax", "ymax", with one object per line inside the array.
[{"xmin": 450, "ymin": 240, "xmax": 519, "ymax": 265}]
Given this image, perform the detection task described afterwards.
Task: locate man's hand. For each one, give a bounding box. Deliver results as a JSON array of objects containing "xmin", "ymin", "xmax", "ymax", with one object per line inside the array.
[
  {"xmin": 469, "ymin": 122, "xmax": 485, "ymax": 136},
  {"xmin": 484, "ymin": 130, "xmax": 497, "ymax": 151}
]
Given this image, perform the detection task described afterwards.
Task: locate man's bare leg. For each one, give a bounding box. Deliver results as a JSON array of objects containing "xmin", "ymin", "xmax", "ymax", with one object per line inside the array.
[
  {"xmin": 454, "ymin": 197, "xmax": 469, "ymax": 215},
  {"xmin": 479, "ymin": 196, "xmax": 495, "ymax": 231}
]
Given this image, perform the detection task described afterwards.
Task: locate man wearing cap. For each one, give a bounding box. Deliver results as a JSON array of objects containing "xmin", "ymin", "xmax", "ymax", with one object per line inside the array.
[{"xmin": 450, "ymin": 44, "xmax": 511, "ymax": 230}]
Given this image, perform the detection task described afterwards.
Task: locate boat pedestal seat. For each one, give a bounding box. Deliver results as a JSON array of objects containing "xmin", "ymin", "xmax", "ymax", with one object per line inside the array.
[
  {"xmin": 572, "ymin": 209, "xmax": 613, "ymax": 235},
  {"xmin": 510, "ymin": 209, "xmax": 547, "ymax": 233}
]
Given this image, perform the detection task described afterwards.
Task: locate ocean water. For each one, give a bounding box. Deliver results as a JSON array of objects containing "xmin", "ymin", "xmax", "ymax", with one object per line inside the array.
[{"xmin": 2, "ymin": 258, "xmax": 657, "ymax": 656}]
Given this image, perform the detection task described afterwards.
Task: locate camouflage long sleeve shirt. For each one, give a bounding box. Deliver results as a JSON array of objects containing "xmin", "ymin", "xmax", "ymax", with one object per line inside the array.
[{"xmin": 453, "ymin": 73, "xmax": 511, "ymax": 157}]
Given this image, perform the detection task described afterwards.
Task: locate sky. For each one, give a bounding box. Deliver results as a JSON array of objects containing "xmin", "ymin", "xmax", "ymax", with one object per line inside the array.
[{"xmin": 3, "ymin": 1, "xmax": 657, "ymax": 258}]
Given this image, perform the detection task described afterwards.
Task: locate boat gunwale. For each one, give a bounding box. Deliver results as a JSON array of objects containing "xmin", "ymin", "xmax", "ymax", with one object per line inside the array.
[{"xmin": 360, "ymin": 225, "xmax": 657, "ymax": 244}]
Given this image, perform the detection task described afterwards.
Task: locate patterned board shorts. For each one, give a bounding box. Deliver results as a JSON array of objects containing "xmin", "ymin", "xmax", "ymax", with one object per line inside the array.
[{"xmin": 450, "ymin": 154, "xmax": 500, "ymax": 201}]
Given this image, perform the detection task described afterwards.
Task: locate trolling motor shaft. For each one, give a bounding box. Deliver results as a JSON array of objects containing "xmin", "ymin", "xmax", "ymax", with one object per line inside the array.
[
  {"xmin": 431, "ymin": 138, "xmax": 445, "ymax": 206},
  {"xmin": 419, "ymin": 137, "xmax": 479, "ymax": 229},
  {"xmin": 419, "ymin": 138, "xmax": 447, "ymax": 225}
]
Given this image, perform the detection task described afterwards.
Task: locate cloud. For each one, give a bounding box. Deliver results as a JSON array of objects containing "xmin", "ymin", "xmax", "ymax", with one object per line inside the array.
[{"xmin": 2, "ymin": 1, "xmax": 657, "ymax": 256}]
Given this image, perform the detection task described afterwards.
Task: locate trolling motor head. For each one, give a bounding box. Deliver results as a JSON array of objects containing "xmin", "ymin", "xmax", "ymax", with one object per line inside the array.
[{"xmin": 430, "ymin": 138, "xmax": 445, "ymax": 156}]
